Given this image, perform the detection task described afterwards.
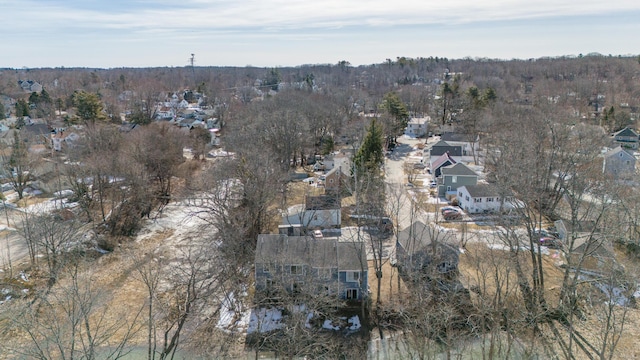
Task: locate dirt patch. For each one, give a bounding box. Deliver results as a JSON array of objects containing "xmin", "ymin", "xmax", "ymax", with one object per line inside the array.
[{"xmin": 368, "ymin": 260, "xmax": 408, "ymax": 305}]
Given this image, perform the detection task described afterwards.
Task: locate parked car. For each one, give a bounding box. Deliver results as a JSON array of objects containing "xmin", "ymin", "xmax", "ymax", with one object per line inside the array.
[
  {"xmin": 405, "ymin": 183, "xmax": 415, "ymax": 187},
  {"xmin": 443, "ymin": 210, "xmax": 462, "ymax": 220},
  {"xmin": 539, "ymin": 237, "xmax": 562, "ymax": 249},
  {"xmin": 440, "ymin": 206, "xmax": 460, "ymax": 214}
]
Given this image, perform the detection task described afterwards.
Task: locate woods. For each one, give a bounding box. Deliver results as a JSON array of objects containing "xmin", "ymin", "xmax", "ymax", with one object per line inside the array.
[{"xmin": 0, "ymin": 55, "xmax": 639, "ymax": 358}]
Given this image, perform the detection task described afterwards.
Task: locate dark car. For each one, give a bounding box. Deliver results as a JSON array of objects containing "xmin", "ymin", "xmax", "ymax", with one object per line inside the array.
[{"xmin": 443, "ymin": 210, "xmax": 462, "ymax": 220}]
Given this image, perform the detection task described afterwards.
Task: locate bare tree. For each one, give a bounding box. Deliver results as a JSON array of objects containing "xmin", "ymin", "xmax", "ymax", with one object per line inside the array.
[{"xmin": 5, "ymin": 261, "xmax": 142, "ymax": 359}]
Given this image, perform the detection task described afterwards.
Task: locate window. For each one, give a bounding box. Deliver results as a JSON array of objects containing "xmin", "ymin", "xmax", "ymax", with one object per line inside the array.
[
  {"xmin": 290, "ymin": 265, "xmax": 303, "ymax": 275},
  {"xmin": 459, "ymin": 192, "xmax": 463, "ymax": 197},
  {"xmin": 447, "ymin": 186, "xmax": 451, "ymax": 191},
  {"xmin": 346, "ymin": 288, "xmax": 359, "ymax": 300},
  {"xmin": 346, "ymin": 271, "xmax": 360, "ymax": 282},
  {"xmin": 452, "ymin": 176, "xmax": 457, "ymax": 183},
  {"xmin": 265, "ymin": 279, "xmax": 274, "ymax": 289},
  {"xmin": 465, "ymin": 196, "xmax": 469, "ymax": 201},
  {"xmin": 487, "ymin": 198, "xmax": 493, "ymax": 202}
]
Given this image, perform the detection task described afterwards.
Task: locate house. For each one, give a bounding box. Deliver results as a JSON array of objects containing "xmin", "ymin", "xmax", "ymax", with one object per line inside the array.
[
  {"xmin": 430, "ymin": 152, "xmax": 456, "ymax": 178},
  {"xmin": 612, "ymin": 127, "xmax": 639, "ymax": 150},
  {"xmin": 429, "ymin": 140, "xmax": 462, "ymax": 157},
  {"xmin": 155, "ymin": 105, "xmax": 175, "ymax": 120},
  {"xmin": 51, "ymin": 131, "xmax": 80, "ymax": 151},
  {"xmin": 395, "ymin": 221, "xmax": 460, "ymax": 280},
  {"xmin": 437, "ymin": 163, "xmax": 478, "ymax": 198},
  {"xmin": 441, "ymin": 132, "xmax": 480, "ymax": 156},
  {"xmin": 404, "ymin": 117, "xmax": 429, "ymax": 138},
  {"xmin": 602, "ymin": 146, "xmax": 635, "ymax": 179},
  {"xmin": 457, "ymin": 184, "xmax": 515, "ymax": 214},
  {"xmin": 254, "ymin": 234, "xmax": 368, "ymax": 301},
  {"xmin": 554, "ymin": 220, "xmax": 619, "ymax": 273},
  {"xmin": 21, "ymin": 123, "xmax": 53, "ymax": 144},
  {"xmin": 324, "ymin": 167, "xmax": 345, "ymax": 193},
  {"xmin": 18, "ymin": 80, "xmax": 43, "ymax": 93},
  {"xmin": 323, "ymin": 149, "xmax": 353, "ymax": 173},
  {"xmin": 554, "ymin": 219, "xmax": 598, "ymax": 242},
  {"xmin": 282, "ymin": 194, "xmax": 341, "ymax": 230}
]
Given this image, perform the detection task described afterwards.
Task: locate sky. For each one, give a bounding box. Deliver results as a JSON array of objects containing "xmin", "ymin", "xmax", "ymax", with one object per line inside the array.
[{"xmin": 1, "ymin": 0, "xmax": 639, "ymax": 69}]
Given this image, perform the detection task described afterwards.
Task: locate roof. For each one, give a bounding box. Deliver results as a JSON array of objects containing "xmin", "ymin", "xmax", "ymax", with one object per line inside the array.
[
  {"xmin": 604, "ymin": 146, "xmax": 635, "ymax": 160},
  {"xmin": 21, "ymin": 123, "xmax": 52, "ymax": 137},
  {"xmin": 408, "ymin": 117, "xmax": 428, "ymax": 125},
  {"xmin": 441, "ymin": 132, "xmax": 475, "ymax": 143},
  {"xmin": 613, "ymin": 127, "xmax": 638, "ymax": 138},
  {"xmin": 396, "ymin": 221, "xmax": 459, "ymax": 262},
  {"xmin": 431, "ymin": 140, "xmax": 452, "ymax": 147},
  {"xmin": 431, "ymin": 152, "xmax": 456, "ymax": 170},
  {"xmin": 255, "ymin": 234, "xmax": 365, "ymax": 271},
  {"xmin": 460, "ymin": 183, "xmax": 500, "ymax": 198},
  {"xmin": 430, "ymin": 141, "xmax": 463, "ymax": 156},
  {"xmin": 441, "ymin": 163, "xmax": 478, "ymax": 177},
  {"xmin": 305, "ymin": 195, "xmax": 340, "ymax": 210}
]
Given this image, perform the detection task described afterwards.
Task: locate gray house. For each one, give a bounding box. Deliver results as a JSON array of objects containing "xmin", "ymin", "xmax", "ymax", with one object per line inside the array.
[
  {"xmin": 612, "ymin": 127, "xmax": 639, "ymax": 150},
  {"xmin": 437, "ymin": 163, "xmax": 478, "ymax": 198},
  {"xmin": 441, "ymin": 132, "xmax": 479, "ymax": 156},
  {"xmin": 395, "ymin": 221, "xmax": 460, "ymax": 280},
  {"xmin": 255, "ymin": 234, "xmax": 368, "ymax": 301},
  {"xmin": 429, "ymin": 140, "xmax": 463, "ymax": 157},
  {"xmin": 602, "ymin": 146, "xmax": 635, "ymax": 179}
]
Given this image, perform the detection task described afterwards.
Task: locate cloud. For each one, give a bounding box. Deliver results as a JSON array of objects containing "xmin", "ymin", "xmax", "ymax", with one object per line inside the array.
[{"xmin": 4, "ymin": 0, "xmax": 640, "ymax": 35}]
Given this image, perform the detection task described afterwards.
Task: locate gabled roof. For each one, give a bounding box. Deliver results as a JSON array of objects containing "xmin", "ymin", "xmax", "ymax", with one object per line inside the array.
[
  {"xmin": 441, "ymin": 163, "xmax": 478, "ymax": 177},
  {"xmin": 613, "ymin": 127, "xmax": 638, "ymax": 138},
  {"xmin": 431, "ymin": 152, "xmax": 456, "ymax": 170},
  {"xmin": 460, "ymin": 183, "xmax": 500, "ymax": 198},
  {"xmin": 604, "ymin": 146, "xmax": 635, "ymax": 160},
  {"xmin": 21, "ymin": 123, "xmax": 52, "ymax": 137},
  {"xmin": 305, "ymin": 195, "xmax": 340, "ymax": 210},
  {"xmin": 431, "ymin": 140, "xmax": 452, "ymax": 147},
  {"xmin": 441, "ymin": 132, "xmax": 476, "ymax": 142},
  {"xmin": 256, "ymin": 234, "xmax": 337, "ymax": 268},
  {"xmin": 255, "ymin": 234, "xmax": 364, "ymax": 271},
  {"xmin": 396, "ymin": 221, "xmax": 458, "ymax": 262}
]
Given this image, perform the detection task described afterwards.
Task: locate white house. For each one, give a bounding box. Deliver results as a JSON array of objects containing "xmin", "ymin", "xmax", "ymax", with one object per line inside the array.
[
  {"xmin": 457, "ymin": 184, "xmax": 515, "ymax": 214},
  {"xmin": 405, "ymin": 117, "xmax": 429, "ymax": 138}
]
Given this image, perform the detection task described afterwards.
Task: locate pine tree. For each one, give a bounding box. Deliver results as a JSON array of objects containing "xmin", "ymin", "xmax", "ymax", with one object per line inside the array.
[
  {"xmin": 381, "ymin": 92, "xmax": 410, "ymax": 137},
  {"xmin": 354, "ymin": 119, "xmax": 384, "ymax": 174}
]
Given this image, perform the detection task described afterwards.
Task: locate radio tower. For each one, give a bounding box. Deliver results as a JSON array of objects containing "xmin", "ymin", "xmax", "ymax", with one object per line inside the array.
[{"xmin": 189, "ymin": 53, "xmax": 196, "ymax": 87}]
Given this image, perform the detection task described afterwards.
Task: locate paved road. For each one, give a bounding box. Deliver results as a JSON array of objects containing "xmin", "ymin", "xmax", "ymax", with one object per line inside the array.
[{"xmin": 384, "ymin": 136, "xmax": 433, "ymax": 231}]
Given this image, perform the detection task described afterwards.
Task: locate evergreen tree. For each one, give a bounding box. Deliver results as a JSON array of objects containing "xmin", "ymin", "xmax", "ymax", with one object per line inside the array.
[
  {"xmin": 381, "ymin": 92, "xmax": 410, "ymax": 137},
  {"xmin": 0, "ymin": 102, "xmax": 5, "ymax": 120},
  {"xmin": 72, "ymin": 90, "xmax": 105, "ymax": 124},
  {"xmin": 354, "ymin": 119, "xmax": 384, "ymax": 174},
  {"xmin": 15, "ymin": 99, "xmax": 30, "ymax": 118}
]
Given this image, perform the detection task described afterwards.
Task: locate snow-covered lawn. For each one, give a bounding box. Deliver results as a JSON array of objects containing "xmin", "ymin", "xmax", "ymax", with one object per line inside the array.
[{"xmin": 240, "ymin": 305, "xmax": 362, "ymax": 334}]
